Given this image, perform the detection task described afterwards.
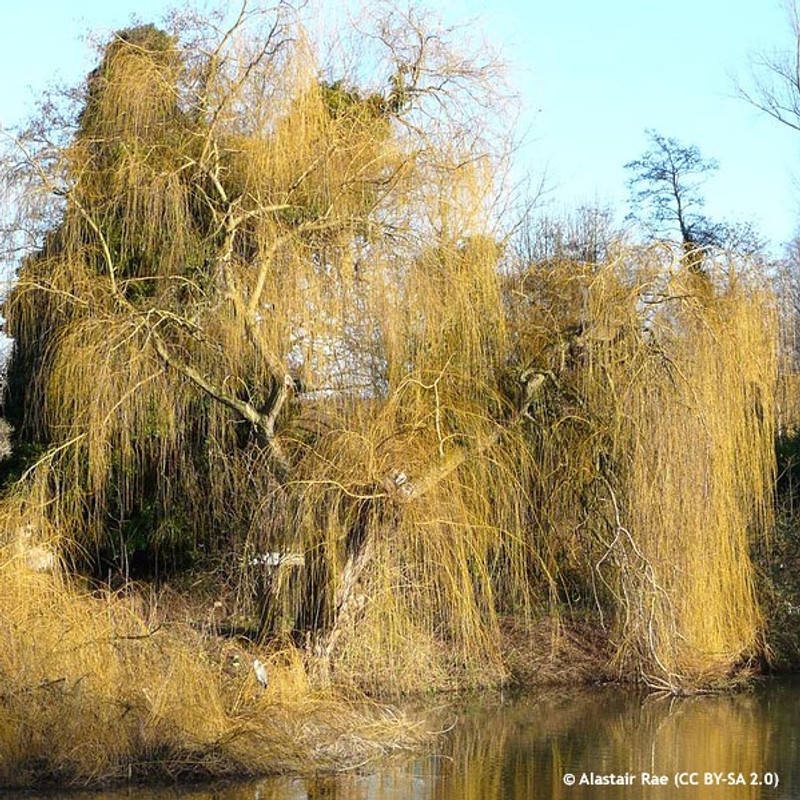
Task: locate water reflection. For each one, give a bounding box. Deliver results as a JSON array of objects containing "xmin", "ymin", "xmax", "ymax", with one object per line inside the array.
[
  {"xmin": 428, "ymin": 683, "xmax": 800, "ymax": 800},
  {"xmin": 5, "ymin": 679, "xmax": 800, "ymax": 800}
]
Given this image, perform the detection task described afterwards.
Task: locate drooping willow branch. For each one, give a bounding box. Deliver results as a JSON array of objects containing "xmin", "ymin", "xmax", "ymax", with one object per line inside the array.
[
  {"xmin": 316, "ymin": 369, "xmax": 550, "ymax": 664},
  {"xmin": 149, "ymin": 332, "xmax": 292, "ymax": 477}
]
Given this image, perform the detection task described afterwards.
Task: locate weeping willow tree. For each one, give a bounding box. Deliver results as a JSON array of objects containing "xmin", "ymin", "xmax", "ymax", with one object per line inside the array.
[
  {"xmin": 1, "ymin": 2, "xmax": 532, "ymax": 685},
  {"xmin": 0, "ymin": 1, "xmax": 778, "ymax": 695},
  {"xmin": 504, "ymin": 246, "xmax": 777, "ymax": 689}
]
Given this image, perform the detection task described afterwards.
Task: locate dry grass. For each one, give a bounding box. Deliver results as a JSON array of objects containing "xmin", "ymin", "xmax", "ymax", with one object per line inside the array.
[
  {"xmin": 501, "ymin": 615, "xmax": 616, "ymax": 687},
  {"xmin": 0, "ymin": 541, "xmax": 426, "ymax": 788}
]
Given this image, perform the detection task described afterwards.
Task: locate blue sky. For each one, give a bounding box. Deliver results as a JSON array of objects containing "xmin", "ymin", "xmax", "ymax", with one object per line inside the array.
[{"xmin": 2, "ymin": 0, "xmax": 799, "ymax": 253}]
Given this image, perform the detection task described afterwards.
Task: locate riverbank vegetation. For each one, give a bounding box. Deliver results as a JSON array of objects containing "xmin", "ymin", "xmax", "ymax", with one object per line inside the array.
[
  {"xmin": 0, "ymin": 547, "xmax": 424, "ymax": 785},
  {"xmin": 0, "ymin": 0, "xmax": 798, "ymax": 787}
]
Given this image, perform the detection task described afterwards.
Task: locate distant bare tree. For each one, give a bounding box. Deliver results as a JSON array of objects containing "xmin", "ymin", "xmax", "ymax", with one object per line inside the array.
[
  {"xmin": 515, "ymin": 204, "xmax": 617, "ymax": 267},
  {"xmin": 624, "ymin": 130, "xmax": 723, "ymax": 269},
  {"xmin": 625, "ymin": 130, "xmax": 764, "ymax": 267},
  {"xmin": 737, "ymin": 2, "xmax": 800, "ymax": 133}
]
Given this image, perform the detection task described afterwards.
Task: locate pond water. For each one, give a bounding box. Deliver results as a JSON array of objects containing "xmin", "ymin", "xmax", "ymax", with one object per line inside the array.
[{"xmin": 5, "ymin": 679, "xmax": 800, "ymax": 799}]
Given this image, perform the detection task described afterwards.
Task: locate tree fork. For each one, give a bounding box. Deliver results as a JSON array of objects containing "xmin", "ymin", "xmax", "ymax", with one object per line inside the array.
[{"xmin": 150, "ymin": 333, "xmax": 292, "ymax": 478}]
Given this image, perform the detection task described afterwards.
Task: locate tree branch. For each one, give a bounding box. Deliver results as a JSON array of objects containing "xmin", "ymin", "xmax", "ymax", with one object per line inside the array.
[{"xmin": 150, "ymin": 332, "xmax": 291, "ymax": 477}]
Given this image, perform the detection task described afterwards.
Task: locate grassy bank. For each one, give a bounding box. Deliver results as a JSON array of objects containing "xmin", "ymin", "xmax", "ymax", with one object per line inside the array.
[
  {"xmin": 0, "ymin": 543, "xmax": 612, "ymax": 788},
  {"xmin": 5, "ymin": 520, "xmax": 799, "ymax": 788},
  {"xmin": 0, "ymin": 549, "xmax": 427, "ymax": 788}
]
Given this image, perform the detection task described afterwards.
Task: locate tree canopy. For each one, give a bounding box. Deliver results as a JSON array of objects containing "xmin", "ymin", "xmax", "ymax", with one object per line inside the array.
[{"xmin": 0, "ymin": 2, "xmax": 780, "ymax": 695}]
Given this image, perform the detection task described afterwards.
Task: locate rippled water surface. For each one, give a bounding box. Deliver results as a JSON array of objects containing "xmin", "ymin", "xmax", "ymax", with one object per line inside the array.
[{"xmin": 7, "ymin": 679, "xmax": 800, "ymax": 799}]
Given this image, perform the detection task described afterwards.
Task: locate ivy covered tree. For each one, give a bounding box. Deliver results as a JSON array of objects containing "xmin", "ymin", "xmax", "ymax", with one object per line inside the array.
[{"xmin": 0, "ymin": 2, "xmax": 530, "ymax": 671}]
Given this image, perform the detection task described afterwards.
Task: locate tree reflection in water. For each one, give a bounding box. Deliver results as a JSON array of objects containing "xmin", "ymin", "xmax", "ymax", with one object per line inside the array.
[{"xmin": 9, "ymin": 680, "xmax": 800, "ymax": 800}]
